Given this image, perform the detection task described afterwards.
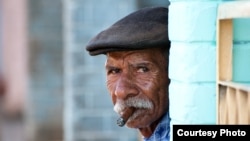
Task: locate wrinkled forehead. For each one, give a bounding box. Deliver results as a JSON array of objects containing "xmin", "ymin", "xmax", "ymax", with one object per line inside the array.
[{"xmin": 105, "ymin": 48, "xmax": 166, "ymax": 65}]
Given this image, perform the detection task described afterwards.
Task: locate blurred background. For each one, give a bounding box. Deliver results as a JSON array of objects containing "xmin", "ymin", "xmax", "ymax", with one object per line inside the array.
[{"xmin": 0, "ymin": 0, "xmax": 170, "ymax": 141}]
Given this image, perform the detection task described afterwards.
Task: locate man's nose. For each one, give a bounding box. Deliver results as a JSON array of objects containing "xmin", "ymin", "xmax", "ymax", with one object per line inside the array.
[{"xmin": 114, "ymin": 74, "xmax": 138, "ymax": 99}]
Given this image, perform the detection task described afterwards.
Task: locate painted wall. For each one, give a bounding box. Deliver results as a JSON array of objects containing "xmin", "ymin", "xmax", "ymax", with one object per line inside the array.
[
  {"xmin": 169, "ymin": 0, "xmax": 250, "ymax": 140},
  {"xmin": 168, "ymin": 1, "xmax": 219, "ymax": 140}
]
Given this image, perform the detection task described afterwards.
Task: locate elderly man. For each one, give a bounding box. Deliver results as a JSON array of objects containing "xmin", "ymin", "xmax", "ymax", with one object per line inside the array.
[{"xmin": 86, "ymin": 7, "xmax": 171, "ymax": 141}]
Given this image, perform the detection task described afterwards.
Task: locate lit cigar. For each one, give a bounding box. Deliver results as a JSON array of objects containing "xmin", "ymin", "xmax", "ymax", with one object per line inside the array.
[{"xmin": 117, "ymin": 107, "xmax": 135, "ymax": 127}]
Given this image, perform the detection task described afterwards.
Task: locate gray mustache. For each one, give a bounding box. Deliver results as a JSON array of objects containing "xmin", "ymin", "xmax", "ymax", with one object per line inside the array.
[{"xmin": 114, "ymin": 97, "xmax": 153, "ymax": 114}]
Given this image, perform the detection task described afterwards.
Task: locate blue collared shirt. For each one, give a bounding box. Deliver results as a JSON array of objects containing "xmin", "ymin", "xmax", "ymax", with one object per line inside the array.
[{"xmin": 143, "ymin": 112, "xmax": 171, "ymax": 141}]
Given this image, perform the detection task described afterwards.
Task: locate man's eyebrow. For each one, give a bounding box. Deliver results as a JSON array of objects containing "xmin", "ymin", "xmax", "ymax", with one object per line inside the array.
[
  {"xmin": 105, "ymin": 65, "xmax": 117, "ymax": 70},
  {"xmin": 130, "ymin": 62, "xmax": 152, "ymax": 67},
  {"xmin": 105, "ymin": 62, "xmax": 153, "ymax": 69}
]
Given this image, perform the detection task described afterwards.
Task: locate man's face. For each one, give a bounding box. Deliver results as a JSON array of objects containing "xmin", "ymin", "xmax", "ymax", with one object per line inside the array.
[{"xmin": 105, "ymin": 47, "xmax": 169, "ymax": 128}]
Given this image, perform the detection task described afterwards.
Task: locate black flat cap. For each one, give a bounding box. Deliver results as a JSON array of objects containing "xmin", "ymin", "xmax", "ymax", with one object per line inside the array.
[{"xmin": 86, "ymin": 6, "xmax": 169, "ymax": 56}]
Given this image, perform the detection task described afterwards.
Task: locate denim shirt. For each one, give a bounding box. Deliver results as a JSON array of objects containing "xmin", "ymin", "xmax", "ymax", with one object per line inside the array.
[{"xmin": 143, "ymin": 112, "xmax": 170, "ymax": 141}]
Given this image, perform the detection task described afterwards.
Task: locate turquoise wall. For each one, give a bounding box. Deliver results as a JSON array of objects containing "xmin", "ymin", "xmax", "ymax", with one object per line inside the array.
[
  {"xmin": 169, "ymin": 1, "xmax": 219, "ymax": 140},
  {"xmin": 169, "ymin": 0, "xmax": 218, "ymax": 125},
  {"xmin": 169, "ymin": 2, "xmax": 250, "ymax": 141}
]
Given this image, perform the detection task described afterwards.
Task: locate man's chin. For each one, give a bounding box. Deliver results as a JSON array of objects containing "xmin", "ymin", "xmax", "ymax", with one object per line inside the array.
[
  {"xmin": 126, "ymin": 119, "xmax": 150, "ymax": 129},
  {"xmin": 126, "ymin": 109, "xmax": 152, "ymax": 127},
  {"xmin": 126, "ymin": 122, "xmax": 143, "ymax": 129}
]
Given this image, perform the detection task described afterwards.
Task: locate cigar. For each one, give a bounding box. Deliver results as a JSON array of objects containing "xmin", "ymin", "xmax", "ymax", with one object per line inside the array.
[{"xmin": 117, "ymin": 107, "xmax": 135, "ymax": 127}]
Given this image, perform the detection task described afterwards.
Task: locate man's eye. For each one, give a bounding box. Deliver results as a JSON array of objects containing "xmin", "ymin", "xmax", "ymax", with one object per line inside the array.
[
  {"xmin": 108, "ymin": 68, "xmax": 120, "ymax": 74},
  {"xmin": 137, "ymin": 67, "xmax": 149, "ymax": 73}
]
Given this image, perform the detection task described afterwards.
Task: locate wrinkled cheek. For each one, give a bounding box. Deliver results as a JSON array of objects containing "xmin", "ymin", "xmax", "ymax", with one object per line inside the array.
[
  {"xmin": 106, "ymin": 79, "xmax": 115, "ymax": 93},
  {"xmin": 106, "ymin": 80, "xmax": 117, "ymax": 104},
  {"xmin": 136, "ymin": 75, "xmax": 157, "ymax": 91}
]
